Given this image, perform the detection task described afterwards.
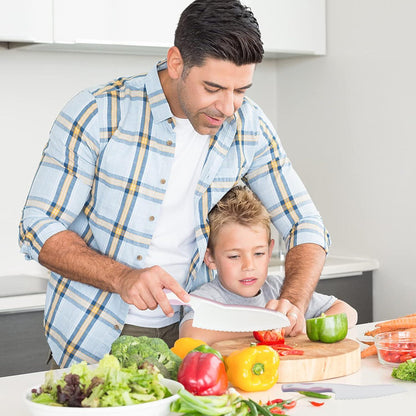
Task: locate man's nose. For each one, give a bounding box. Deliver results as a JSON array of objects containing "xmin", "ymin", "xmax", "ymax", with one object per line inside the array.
[{"xmin": 216, "ymin": 92, "xmax": 236, "ymax": 118}]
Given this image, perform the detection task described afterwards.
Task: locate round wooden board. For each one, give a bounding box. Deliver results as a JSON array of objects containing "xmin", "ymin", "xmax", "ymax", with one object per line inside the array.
[{"xmin": 211, "ymin": 334, "xmax": 361, "ymax": 383}]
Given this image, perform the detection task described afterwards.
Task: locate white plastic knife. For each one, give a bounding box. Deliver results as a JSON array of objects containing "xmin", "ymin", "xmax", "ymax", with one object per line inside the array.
[
  {"xmin": 281, "ymin": 383, "xmax": 405, "ymax": 400},
  {"xmin": 164, "ymin": 289, "xmax": 290, "ymax": 332}
]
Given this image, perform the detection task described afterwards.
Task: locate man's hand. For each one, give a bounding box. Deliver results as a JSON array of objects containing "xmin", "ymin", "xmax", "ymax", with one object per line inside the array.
[
  {"xmin": 39, "ymin": 230, "xmax": 190, "ymax": 317},
  {"xmin": 265, "ymin": 298, "xmax": 305, "ymax": 336},
  {"xmin": 117, "ymin": 266, "xmax": 190, "ymax": 317}
]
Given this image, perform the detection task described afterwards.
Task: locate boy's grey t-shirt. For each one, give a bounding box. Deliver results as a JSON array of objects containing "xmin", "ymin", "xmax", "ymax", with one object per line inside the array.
[{"xmin": 180, "ymin": 275, "xmax": 337, "ymax": 325}]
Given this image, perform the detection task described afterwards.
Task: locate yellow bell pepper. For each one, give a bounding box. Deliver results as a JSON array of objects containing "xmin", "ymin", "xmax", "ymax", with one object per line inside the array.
[
  {"xmin": 170, "ymin": 337, "xmax": 207, "ymax": 359},
  {"xmin": 225, "ymin": 345, "xmax": 280, "ymax": 392}
]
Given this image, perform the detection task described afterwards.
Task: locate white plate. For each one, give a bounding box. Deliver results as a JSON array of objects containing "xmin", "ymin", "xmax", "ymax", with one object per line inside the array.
[{"xmin": 25, "ymin": 378, "xmax": 183, "ymax": 416}]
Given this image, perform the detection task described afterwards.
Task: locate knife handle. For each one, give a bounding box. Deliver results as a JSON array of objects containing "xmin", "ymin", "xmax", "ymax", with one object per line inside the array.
[{"xmin": 281, "ymin": 383, "xmax": 333, "ymax": 394}]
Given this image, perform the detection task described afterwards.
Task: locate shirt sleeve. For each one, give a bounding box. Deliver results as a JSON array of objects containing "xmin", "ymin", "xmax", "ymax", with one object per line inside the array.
[
  {"xmin": 305, "ymin": 291, "xmax": 337, "ymax": 319},
  {"xmin": 18, "ymin": 89, "xmax": 100, "ymax": 261},
  {"xmin": 244, "ymin": 108, "xmax": 331, "ymax": 252}
]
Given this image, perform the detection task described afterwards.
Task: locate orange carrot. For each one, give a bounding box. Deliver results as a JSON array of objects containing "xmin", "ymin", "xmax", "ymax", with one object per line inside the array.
[
  {"xmin": 375, "ymin": 316, "xmax": 416, "ymax": 331},
  {"xmin": 361, "ymin": 344, "xmax": 377, "ymax": 358}
]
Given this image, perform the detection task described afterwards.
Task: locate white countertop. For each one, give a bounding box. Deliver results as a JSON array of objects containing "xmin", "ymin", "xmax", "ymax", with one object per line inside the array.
[
  {"xmin": 1, "ymin": 322, "xmax": 414, "ymax": 415},
  {"xmin": 268, "ymin": 255, "xmax": 379, "ymax": 279},
  {"xmin": 0, "ymin": 255, "xmax": 379, "ymax": 314}
]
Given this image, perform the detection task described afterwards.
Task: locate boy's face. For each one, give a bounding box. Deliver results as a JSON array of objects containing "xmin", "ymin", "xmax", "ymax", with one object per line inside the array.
[{"xmin": 204, "ymin": 222, "xmax": 274, "ymax": 297}]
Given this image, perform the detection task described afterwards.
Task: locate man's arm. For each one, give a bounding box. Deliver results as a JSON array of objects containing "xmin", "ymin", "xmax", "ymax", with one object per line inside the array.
[
  {"xmin": 265, "ymin": 243, "xmax": 326, "ymax": 336},
  {"xmin": 38, "ymin": 230, "xmax": 189, "ymax": 317}
]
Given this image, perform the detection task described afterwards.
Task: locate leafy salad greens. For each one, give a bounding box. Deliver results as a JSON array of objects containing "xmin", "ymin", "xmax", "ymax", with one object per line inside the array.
[
  {"xmin": 30, "ymin": 354, "xmax": 172, "ymax": 407},
  {"xmin": 392, "ymin": 360, "xmax": 416, "ymax": 381}
]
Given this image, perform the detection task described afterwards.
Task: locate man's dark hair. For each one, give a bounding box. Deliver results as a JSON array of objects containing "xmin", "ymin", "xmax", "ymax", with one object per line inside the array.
[{"xmin": 174, "ymin": 0, "xmax": 264, "ymax": 71}]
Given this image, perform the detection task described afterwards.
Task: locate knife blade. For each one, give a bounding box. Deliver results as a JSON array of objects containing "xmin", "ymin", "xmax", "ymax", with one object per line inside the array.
[
  {"xmin": 164, "ymin": 290, "xmax": 290, "ymax": 331},
  {"xmin": 281, "ymin": 382, "xmax": 405, "ymax": 400}
]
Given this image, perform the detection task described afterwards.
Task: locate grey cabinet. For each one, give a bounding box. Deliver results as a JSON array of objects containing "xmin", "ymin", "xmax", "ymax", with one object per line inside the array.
[
  {"xmin": 0, "ymin": 310, "xmax": 49, "ymax": 377},
  {"xmin": 316, "ymin": 271, "xmax": 373, "ymax": 324}
]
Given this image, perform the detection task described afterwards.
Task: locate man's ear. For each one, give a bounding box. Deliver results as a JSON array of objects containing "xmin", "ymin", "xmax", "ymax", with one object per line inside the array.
[
  {"xmin": 204, "ymin": 248, "xmax": 217, "ymax": 270},
  {"xmin": 166, "ymin": 46, "xmax": 184, "ymax": 80}
]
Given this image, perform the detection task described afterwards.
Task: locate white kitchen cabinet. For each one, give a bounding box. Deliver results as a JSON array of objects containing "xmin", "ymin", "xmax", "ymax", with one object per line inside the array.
[
  {"xmin": 246, "ymin": 0, "xmax": 326, "ymax": 56},
  {"xmin": 1, "ymin": 0, "xmax": 325, "ymax": 58},
  {"xmin": 52, "ymin": 0, "xmax": 192, "ymax": 54},
  {"xmin": 0, "ymin": 0, "xmax": 53, "ymax": 43}
]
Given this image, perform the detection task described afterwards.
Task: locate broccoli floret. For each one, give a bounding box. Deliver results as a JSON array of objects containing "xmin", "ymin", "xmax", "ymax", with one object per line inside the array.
[{"xmin": 111, "ymin": 335, "xmax": 182, "ymax": 380}]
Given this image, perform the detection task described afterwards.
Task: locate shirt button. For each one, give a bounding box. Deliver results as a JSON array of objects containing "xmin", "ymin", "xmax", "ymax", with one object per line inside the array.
[
  {"xmin": 149, "ymin": 216, "xmax": 155, "ymax": 221},
  {"xmin": 166, "ymin": 140, "xmax": 173, "ymax": 146},
  {"xmin": 136, "ymin": 255, "xmax": 142, "ymax": 261},
  {"xmin": 160, "ymin": 178, "xmax": 166, "ymax": 184}
]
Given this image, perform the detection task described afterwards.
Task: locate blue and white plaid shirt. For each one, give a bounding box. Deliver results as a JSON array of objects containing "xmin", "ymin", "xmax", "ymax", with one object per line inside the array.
[{"xmin": 19, "ymin": 60, "xmax": 330, "ymax": 367}]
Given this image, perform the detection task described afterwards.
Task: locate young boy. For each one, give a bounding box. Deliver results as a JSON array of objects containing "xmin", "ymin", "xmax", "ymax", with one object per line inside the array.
[{"xmin": 179, "ymin": 186, "xmax": 357, "ymax": 344}]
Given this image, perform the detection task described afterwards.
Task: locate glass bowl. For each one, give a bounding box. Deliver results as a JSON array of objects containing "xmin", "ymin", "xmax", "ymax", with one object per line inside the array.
[{"xmin": 374, "ymin": 330, "xmax": 416, "ymax": 367}]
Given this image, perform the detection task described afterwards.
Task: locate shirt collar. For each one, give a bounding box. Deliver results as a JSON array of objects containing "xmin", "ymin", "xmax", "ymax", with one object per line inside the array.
[{"xmin": 144, "ymin": 59, "xmax": 174, "ymax": 124}]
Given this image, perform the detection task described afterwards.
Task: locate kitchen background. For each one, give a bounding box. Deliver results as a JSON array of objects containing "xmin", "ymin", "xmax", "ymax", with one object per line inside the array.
[{"xmin": 0, "ymin": 0, "xmax": 414, "ymax": 323}]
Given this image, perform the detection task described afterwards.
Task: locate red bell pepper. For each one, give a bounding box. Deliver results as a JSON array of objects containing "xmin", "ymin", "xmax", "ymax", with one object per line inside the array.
[
  {"xmin": 253, "ymin": 328, "xmax": 285, "ymax": 345},
  {"xmin": 177, "ymin": 351, "xmax": 228, "ymax": 396}
]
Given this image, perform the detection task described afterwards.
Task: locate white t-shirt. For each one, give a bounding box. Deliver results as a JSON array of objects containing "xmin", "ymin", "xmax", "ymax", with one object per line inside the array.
[{"xmin": 125, "ymin": 117, "xmax": 210, "ymax": 327}]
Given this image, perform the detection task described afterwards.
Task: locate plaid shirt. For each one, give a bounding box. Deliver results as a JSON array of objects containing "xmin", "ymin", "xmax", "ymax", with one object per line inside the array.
[{"xmin": 19, "ymin": 60, "xmax": 330, "ymax": 367}]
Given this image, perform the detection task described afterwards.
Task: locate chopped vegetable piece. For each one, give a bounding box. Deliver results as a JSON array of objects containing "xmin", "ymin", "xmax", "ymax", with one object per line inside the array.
[
  {"xmin": 306, "ymin": 313, "xmax": 348, "ymax": 343},
  {"xmin": 298, "ymin": 391, "xmax": 332, "ymax": 399},
  {"xmin": 282, "ymin": 400, "xmax": 296, "ymax": 409},
  {"xmin": 310, "ymin": 401, "xmax": 325, "ymax": 406},
  {"xmin": 253, "ymin": 329, "xmax": 285, "ymax": 345}
]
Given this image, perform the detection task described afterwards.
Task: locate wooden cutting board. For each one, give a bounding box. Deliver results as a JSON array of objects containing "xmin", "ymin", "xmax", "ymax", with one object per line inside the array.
[{"xmin": 211, "ymin": 334, "xmax": 361, "ymax": 383}]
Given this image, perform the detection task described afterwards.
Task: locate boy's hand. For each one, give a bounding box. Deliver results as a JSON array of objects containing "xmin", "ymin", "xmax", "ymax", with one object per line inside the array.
[{"xmin": 265, "ymin": 298, "xmax": 305, "ymax": 336}]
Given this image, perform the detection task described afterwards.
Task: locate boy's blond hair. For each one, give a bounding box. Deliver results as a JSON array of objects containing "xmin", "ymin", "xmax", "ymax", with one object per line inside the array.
[{"xmin": 208, "ymin": 186, "xmax": 271, "ymax": 250}]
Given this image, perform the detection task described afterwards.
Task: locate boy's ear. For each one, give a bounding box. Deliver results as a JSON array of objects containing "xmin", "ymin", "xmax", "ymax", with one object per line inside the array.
[
  {"xmin": 204, "ymin": 248, "xmax": 217, "ymax": 270},
  {"xmin": 268, "ymin": 239, "xmax": 275, "ymax": 257}
]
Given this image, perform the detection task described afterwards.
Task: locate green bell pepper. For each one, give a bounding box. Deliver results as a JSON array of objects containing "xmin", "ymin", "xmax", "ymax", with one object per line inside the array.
[{"xmin": 306, "ymin": 312, "xmax": 348, "ymax": 343}]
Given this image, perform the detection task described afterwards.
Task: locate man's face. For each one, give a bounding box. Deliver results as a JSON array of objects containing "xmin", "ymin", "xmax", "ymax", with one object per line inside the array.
[{"xmin": 175, "ymin": 58, "xmax": 255, "ymax": 135}]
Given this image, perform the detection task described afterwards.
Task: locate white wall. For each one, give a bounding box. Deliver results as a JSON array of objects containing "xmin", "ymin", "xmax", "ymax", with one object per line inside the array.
[
  {"xmin": 0, "ymin": 47, "xmax": 278, "ymax": 278},
  {"xmin": 274, "ymin": 0, "xmax": 416, "ymax": 320}
]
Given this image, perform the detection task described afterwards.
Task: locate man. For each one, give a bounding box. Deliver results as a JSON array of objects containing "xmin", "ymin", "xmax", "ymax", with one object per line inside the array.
[{"xmin": 19, "ymin": 0, "xmax": 329, "ymax": 368}]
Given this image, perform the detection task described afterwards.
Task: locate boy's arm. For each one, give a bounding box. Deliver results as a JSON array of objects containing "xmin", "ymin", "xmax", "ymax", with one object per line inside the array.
[
  {"xmin": 324, "ymin": 300, "xmax": 358, "ymax": 328},
  {"xmin": 179, "ymin": 320, "xmax": 252, "ymax": 345}
]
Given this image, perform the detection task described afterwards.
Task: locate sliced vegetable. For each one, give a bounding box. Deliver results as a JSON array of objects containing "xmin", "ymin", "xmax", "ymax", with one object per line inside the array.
[
  {"xmin": 253, "ymin": 329, "xmax": 285, "ymax": 345},
  {"xmin": 310, "ymin": 401, "xmax": 325, "ymax": 406},
  {"xmin": 177, "ymin": 351, "xmax": 228, "ymax": 396},
  {"xmin": 306, "ymin": 313, "xmax": 348, "ymax": 343},
  {"xmin": 171, "ymin": 337, "xmax": 207, "ymax": 359},
  {"xmin": 298, "ymin": 390, "xmax": 332, "ymax": 399},
  {"xmin": 225, "ymin": 345, "xmax": 280, "ymax": 392},
  {"xmin": 282, "ymin": 400, "xmax": 296, "ymax": 409}
]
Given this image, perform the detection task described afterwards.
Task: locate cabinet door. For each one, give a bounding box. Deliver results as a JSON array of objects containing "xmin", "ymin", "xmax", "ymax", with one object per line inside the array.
[
  {"xmin": 245, "ymin": 0, "xmax": 326, "ymax": 56},
  {"xmin": 0, "ymin": 0, "xmax": 53, "ymax": 43},
  {"xmin": 53, "ymin": 0, "xmax": 192, "ymax": 48}
]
